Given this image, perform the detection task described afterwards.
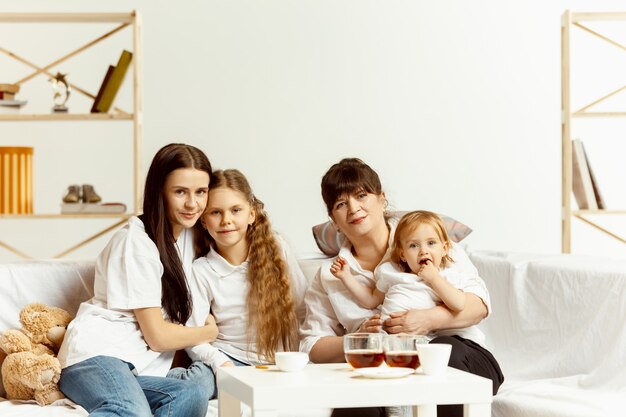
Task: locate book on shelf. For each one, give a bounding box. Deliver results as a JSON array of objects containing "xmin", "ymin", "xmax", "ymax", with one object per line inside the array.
[
  {"xmin": 582, "ymin": 141, "xmax": 605, "ymax": 210},
  {"xmin": 0, "ymin": 99, "xmax": 27, "ymax": 114},
  {"xmin": 0, "ymin": 99, "xmax": 27, "ymax": 107},
  {"xmin": 91, "ymin": 50, "xmax": 133, "ymax": 113},
  {"xmin": 61, "ymin": 202, "xmax": 127, "ymax": 214},
  {"xmin": 571, "ymin": 138, "xmax": 599, "ymax": 210},
  {"xmin": 0, "ymin": 83, "xmax": 20, "ymax": 100},
  {"xmin": 90, "ymin": 65, "xmax": 114, "ymax": 113}
]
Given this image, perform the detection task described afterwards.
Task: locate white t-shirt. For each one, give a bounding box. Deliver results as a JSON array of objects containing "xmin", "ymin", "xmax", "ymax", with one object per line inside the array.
[
  {"xmin": 299, "ymin": 218, "xmax": 492, "ymax": 354},
  {"xmin": 58, "ymin": 216, "xmax": 194, "ymax": 376},
  {"xmin": 376, "ymin": 261, "xmax": 489, "ymax": 346},
  {"xmin": 188, "ymin": 235, "xmax": 308, "ymax": 367}
]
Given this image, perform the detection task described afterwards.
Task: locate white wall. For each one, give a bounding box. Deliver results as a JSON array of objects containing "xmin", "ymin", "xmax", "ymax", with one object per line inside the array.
[{"xmin": 1, "ymin": 0, "xmax": 625, "ymax": 262}]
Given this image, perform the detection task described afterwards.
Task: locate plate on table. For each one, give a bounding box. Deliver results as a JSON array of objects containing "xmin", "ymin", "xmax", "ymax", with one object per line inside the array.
[{"xmin": 354, "ymin": 367, "xmax": 414, "ymax": 379}]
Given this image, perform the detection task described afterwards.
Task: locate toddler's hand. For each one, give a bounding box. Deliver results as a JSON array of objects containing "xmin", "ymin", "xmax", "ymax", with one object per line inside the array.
[
  {"xmin": 417, "ymin": 260, "xmax": 440, "ymax": 284},
  {"xmin": 330, "ymin": 256, "xmax": 350, "ymax": 281}
]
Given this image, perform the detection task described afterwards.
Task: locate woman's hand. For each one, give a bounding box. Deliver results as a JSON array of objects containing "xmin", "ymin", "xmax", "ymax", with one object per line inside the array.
[
  {"xmin": 357, "ymin": 313, "xmax": 383, "ymax": 333},
  {"xmin": 383, "ymin": 309, "xmax": 433, "ymax": 335},
  {"xmin": 204, "ymin": 314, "xmax": 218, "ymax": 342},
  {"xmin": 384, "ymin": 294, "xmax": 487, "ymax": 335}
]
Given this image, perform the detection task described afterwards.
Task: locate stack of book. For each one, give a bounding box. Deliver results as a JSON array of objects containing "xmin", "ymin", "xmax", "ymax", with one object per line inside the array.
[
  {"xmin": 0, "ymin": 83, "xmax": 27, "ymax": 112},
  {"xmin": 572, "ymin": 138, "xmax": 605, "ymax": 210}
]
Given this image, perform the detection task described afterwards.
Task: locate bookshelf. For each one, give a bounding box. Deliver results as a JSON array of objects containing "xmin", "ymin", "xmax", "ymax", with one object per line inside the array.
[
  {"xmin": 561, "ymin": 10, "xmax": 626, "ymax": 253},
  {"xmin": 0, "ymin": 11, "xmax": 143, "ymax": 259}
]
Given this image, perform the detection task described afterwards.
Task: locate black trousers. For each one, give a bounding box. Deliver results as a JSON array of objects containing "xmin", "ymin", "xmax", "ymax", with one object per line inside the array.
[{"xmin": 331, "ymin": 335, "xmax": 504, "ymax": 417}]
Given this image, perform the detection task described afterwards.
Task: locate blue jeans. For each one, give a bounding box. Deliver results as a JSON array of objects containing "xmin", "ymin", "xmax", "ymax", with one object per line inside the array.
[
  {"xmin": 167, "ymin": 354, "xmax": 248, "ymax": 400},
  {"xmin": 59, "ymin": 356, "xmax": 209, "ymax": 417},
  {"xmin": 166, "ymin": 360, "xmax": 217, "ymax": 399}
]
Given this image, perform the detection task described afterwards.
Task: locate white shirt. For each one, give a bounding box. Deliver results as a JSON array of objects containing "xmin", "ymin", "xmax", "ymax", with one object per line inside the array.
[
  {"xmin": 376, "ymin": 261, "xmax": 489, "ymax": 346},
  {"xmin": 299, "ymin": 218, "xmax": 492, "ymax": 354},
  {"xmin": 58, "ymin": 217, "xmax": 194, "ymax": 376},
  {"xmin": 188, "ymin": 234, "xmax": 308, "ymax": 368}
]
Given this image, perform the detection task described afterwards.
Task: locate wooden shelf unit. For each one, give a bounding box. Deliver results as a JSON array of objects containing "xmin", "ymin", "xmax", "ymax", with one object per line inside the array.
[
  {"xmin": 0, "ymin": 11, "xmax": 143, "ymax": 259},
  {"xmin": 561, "ymin": 10, "xmax": 626, "ymax": 252}
]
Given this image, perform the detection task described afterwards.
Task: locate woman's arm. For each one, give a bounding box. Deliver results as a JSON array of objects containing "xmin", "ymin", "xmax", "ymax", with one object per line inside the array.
[
  {"xmin": 135, "ymin": 307, "xmax": 218, "ymax": 352},
  {"xmin": 308, "ymin": 335, "xmax": 345, "ymax": 363},
  {"xmin": 383, "ymin": 293, "xmax": 487, "ymax": 335},
  {"xmin": 307, "ymin": 313, "xmax": 384, "ymax": 363}
]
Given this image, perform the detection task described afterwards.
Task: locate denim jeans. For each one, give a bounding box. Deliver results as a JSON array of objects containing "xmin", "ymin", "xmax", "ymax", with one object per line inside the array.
[
  {"xmin": 59, "ymin": 355, "xmax": 210, "ymax": 417},
  {"xmin": 167, "ymin": 354, "xmax": 248, "ymax": 400}
]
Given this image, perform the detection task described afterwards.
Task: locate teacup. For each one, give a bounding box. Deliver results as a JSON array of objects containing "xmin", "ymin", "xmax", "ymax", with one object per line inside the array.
[
  {"xmin": 416, "ymin": 343, "xmax": 452, "ymax": 377},
  {"xmin": 383, "ymin": 334, "xmax": 424, "ymax": 369},
  {"xmin": 275, "ymin": 352, "xmax": 309, "ymax": 372},
  {"xmin": 343, "ymin": 333, "xmax": 384, "ymax": 368}
]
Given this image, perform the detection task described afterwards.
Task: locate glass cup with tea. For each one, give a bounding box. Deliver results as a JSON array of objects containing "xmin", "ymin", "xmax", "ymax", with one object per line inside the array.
[
  {"xmin": 383, "ymin": 334, "xmax": 428, "ymax": 370},
  {"xmin": 343, "ymin": 333, "xmax": 384, "ymax": 368}
]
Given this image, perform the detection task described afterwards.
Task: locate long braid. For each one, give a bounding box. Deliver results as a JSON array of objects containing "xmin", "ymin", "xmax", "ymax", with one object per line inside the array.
[{"xmin": 246, "ymin": 197, "xmax": 299, "ymax": 362}]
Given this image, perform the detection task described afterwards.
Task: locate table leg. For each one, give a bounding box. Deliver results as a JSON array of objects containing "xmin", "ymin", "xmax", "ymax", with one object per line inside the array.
[
  {"xmin": 218, "ymin": 390, "xmax": 241, "ymax": 417},
  {"xmin": 413, "ymin": 404, "xmax": 436, "ymax": 417},
  {"xmin": 463, "ymin": 402, "xmax": 491, "ymax": 417}
]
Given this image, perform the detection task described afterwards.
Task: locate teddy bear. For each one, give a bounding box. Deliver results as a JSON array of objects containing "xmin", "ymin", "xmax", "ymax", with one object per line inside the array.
[{"xmin": 0, "ymin": 302, "xmax": 72, "ymax": 406}]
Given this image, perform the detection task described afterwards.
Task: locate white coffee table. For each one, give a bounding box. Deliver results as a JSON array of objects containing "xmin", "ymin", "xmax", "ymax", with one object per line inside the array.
[{"xmin": 217, "ymin": 363, "xmax": 492, "ymax": 417}]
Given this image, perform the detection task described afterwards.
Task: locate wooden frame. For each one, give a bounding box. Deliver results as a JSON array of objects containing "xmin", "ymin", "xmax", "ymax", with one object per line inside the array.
[
  {"xmin": 0, "ymin": 11, "xmax": 142, "ymax": 259},
  {"xmin": 561, "ymin": 10, "xmax": 626, "ymax": 252}
]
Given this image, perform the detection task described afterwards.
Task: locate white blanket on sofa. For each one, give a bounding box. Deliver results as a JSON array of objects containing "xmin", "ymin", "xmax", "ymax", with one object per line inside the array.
[{"xmin": 470, "ymin": 250, "xmax": 626, "ymax": 417}]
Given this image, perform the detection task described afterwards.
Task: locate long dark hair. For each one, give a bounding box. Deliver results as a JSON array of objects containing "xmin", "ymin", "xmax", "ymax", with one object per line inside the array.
[{"xmin": 139, "ymin": 143, "xmax": 211, "ymax": 324}]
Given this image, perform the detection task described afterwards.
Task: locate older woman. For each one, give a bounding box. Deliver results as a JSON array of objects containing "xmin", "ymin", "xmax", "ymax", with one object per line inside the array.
[{"xmin": 300, "ymin": 158, "xmax": 503, "ymax": 417}]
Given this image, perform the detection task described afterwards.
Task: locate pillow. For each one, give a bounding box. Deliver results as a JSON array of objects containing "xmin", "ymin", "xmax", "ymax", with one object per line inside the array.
[{"xmin": 311, "ymin": 211, "xmax": 472, "ymax": 257}]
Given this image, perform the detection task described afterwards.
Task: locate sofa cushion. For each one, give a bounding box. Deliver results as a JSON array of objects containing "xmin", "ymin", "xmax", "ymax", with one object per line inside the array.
[
  {"xmin": 0, "ymin": 260, "xmax": 95, "ymax": 398},
  {"xmin": 312, "ymin": 211, "xmax": 472, "ymax": 256}
]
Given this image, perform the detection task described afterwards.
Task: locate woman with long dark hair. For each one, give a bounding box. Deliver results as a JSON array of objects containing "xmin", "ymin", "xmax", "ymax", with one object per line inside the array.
[{"xmin": 58, "ymin": 143, "xmax": 220, "ymax": 417}]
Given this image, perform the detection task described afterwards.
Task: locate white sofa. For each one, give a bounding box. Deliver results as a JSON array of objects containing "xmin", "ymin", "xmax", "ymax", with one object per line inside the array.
[{"xmin": 1, "ymin": 251, "xmax": 625, "ymax": 416}]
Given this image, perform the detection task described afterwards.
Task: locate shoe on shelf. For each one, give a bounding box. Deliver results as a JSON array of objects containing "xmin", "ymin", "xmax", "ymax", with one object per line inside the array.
[
  {"xmin": 82, "ymin": 184, "xmax": 101, "ymax": 203},
  {"xmin": 62, "ymin": 185, "xmax": 81, "ymax": 203}
]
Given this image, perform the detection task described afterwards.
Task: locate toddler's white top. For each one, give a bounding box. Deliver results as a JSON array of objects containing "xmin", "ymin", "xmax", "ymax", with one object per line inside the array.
[{"xmin": 376, "ymin": 261, "xmax": 489, "ymax": 346}]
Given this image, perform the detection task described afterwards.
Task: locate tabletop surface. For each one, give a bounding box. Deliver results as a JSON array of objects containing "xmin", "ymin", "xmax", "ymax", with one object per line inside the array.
[{"xmin": 217, "ymin": 363, "xmax": 493, "ymax": 409}]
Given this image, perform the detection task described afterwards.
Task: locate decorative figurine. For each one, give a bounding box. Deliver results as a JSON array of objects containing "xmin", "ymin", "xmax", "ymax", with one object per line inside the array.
[{"xmin": 49, "ymin": 72, "xmax": 71, "ymax": 113}]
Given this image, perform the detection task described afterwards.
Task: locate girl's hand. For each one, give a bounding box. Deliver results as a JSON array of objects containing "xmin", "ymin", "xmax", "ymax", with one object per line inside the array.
[
  {"xmin": 204, "ymin": 314, "xmax": 218, "ymax": 341},
  {"xmin": 330, "ymin": 256, "xmax": 350, "ymax": 281},
  {"xmin": 383, "ymin": 310, "xmax": 432, "ymax": 335},
  {"xmin": 221, "ymin": 361, "xmax": 235, "ymax": 367},
  {"xmin": 357, "ymin": 313, "xmax": 383, "ymax": 333}
]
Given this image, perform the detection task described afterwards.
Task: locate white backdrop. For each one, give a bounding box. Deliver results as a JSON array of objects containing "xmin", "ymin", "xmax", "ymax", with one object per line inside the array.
[{"xmin": 1, "ymin": 0, "xmax": 625, "ymax": 262}]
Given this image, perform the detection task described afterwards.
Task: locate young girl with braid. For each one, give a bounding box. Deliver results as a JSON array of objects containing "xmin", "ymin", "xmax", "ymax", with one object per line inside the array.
[{"xmin": 184, "ymin": 168, "xmax": 307, "ymax": 383}]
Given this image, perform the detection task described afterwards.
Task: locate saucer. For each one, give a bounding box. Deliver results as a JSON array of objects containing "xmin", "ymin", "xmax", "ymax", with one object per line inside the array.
[{"xmin": 354, "ymin": 367, "xmax": 414, "ymax": 379}]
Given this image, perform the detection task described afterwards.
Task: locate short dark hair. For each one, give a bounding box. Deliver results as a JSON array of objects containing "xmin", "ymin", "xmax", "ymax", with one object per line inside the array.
[{"xmin": 321, "ymin": 158, "xmax": 383, "ymax": 214}]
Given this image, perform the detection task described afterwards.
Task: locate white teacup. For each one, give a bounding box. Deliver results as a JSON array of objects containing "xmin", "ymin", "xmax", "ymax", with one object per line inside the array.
[
  {"xmin": 416, "ymin": 343, "xmax": 452, "ymax": 377},
  {"xmin": 275, "ymin": 352, "xmax": 309, "ymax": 372}
]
